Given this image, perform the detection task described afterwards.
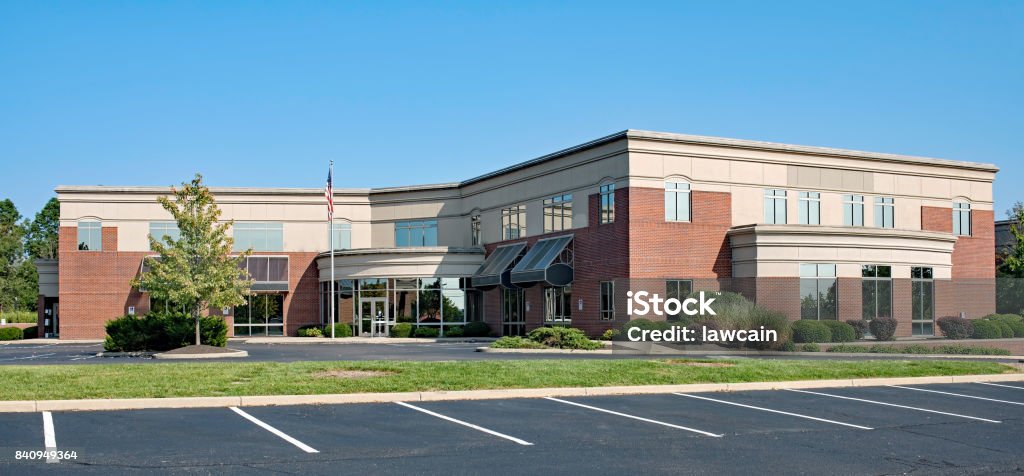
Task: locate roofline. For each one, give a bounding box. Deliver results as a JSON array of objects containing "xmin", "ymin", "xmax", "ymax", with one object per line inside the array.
[{"xmin": 54, "ymin": 129, "xmax": 999, "ymax": 195}]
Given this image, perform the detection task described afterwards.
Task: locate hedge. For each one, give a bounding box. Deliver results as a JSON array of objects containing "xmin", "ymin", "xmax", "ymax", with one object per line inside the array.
[
  {"xmin": 983, "ymin": 314, "xmax": 1024, "ymax": 337},
  {"xmin": 971, "ymin": 320, "xmax": 1003, "ymax": 339},
  {"xmin": 791, "ymin": 320, "xmax": 832, "ymax": 343},
  {"xmin": 937, "ymin": 316, "xmax": 974, "ymax": 340},
  {"xmin": 527, "ymin": 327, "xmax": 603, "ymax": 350},
  {"xmin": 22, "ymin": 326, "xmax": 38, "ymax": 339},
  {"xmin": 414, "ymin": 326, "xmax": 440, "ymax": 338},
  {"xmin": 821, "ymin": 321, "xmax": 856, "ymax": 342},
  {"xmin": 390, "ymin": 323, "xmax": 413, "ymax": 338},
  {"xmin": 0, "ymin": 327, "xmax": 24, "ymax": 341},
  {"xmin": 322, "ymin": 323, "xmax": 353, "ymax": 338},
  {"xmin": 868, "ymin": 317, "xmax": 898, "ymax": 341},
  {"xmin": 296, "ymin": 325, "xmax": 323, "ymax": 337},
  {"xmin": 845, "ymin": 319, "xmax": 869, "ymax": 340},
  {"xmin": 103, "ymin": 311, "xmax": 228, "ymax": 352},
  {"xmin": 462, "ymin": 321, "xmax": 491, "ymax": 337},
  {"xmin": 445, "ymin": 326, "xmax": 465, "ymax": 337}
]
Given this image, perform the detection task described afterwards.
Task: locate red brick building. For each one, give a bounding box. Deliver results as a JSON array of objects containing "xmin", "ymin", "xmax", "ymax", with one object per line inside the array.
[{"xmin": 37, "ymin": 130, "xmax": 998, "ymax": 340}]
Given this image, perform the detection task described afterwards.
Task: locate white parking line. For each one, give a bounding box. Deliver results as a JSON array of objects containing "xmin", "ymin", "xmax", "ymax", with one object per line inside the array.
[
  {"xmin": 42, "ymin": 411, "xmax": 58, "ymax": 463},
  {"xmin": 977, "ymin": 382, "xmax": 1024, "ymax": 391},
  {"xmin": 888, "ymin": 385, "xmax": 1024, "ymax": 406},
  {"xmin": 69, "ymin": 355, "xmax": 97, "ymax": 361},
  {"xmin": 0, "ymin": 353, "xmax": 57, "ymax": 362},
  {"xmin": 785, "ymin": 389, "xmax": 1000, "ymax": 423},
  {"xmin": 544, "ymin": 397, "xmax": 723, "ymax": 437},
  {"xmin": 229, "ymin": 407, "xmax": 319, "ymax": 453},
  {"xmin": 395, "ymin": 401, "xmax": 533, "ymax": 446},
  {"xmin": 672, "ymin": 393, "xmax": 873, "ymax": 430}
]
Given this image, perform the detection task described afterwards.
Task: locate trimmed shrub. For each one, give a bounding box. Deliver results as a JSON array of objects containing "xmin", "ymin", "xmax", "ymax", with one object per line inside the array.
[
  {"xmin": 462, "ymin": 321, "xmax": 491, "ymax": 337},
  {"xmin": 104, "ymin": 312, "xmax": 228, "ymax": 351},
  {"xmin": 868, "ymin": 317, "xmax": 898, "ymax": 341},
  {"xmin": 821, "ymin": 321, "xmax": 856, "ymax": 343},
  {"xmin": 845, "ymin": 319, "xmax": 869, "ymax": 340},
  {"xmin": 389, "ymin": 323, "xmax": 413, "ymax": 338},
  {"xmin": 527, "ymin": 327, "xmax": 603, "ymax": 350},
  {"xmin": 444, "ymin": 326, "xmax": 465, "ymax": 337},
  {"xmin": 937, "ymin": 316, "xmax": 974, "ymax": 340},
  {"xmin": 740, "ymin": 307, "xmax": 792, "ymax": 350},
  {"xmin": 791, "ymin": 320, "xmax": 832, "ymax": 343},
  {"xmin": 933, "ymin": 344, "xmax": 1011, "ymax": 356},
  {"xmin": 993, "ymin": 321, "xmax": 1015, "ymax": 338},
  {"xmin": 322, "ymin": 323, "xmax": 353, "ymax": 338},
  {"xmin": 826, "ymin": 344, "xmax": 870, "ymax": 353},
  {"xmin": 0, "ymin": 327, "xmax": 24, "ymax": 341},
  {"xmin": 103, "ymin": 315, "xmax": 150, "ymax": 351},
  {"xmin": 414, "ymin": 326, "xmax": 440, "ymax": 338},
  {"xmin": 601, "ymin": 329, "xmax": 620, "ymax": 341},
  {"xmin": 780, "ymin": 340, "xmax": 796, "ymax": 352},
  {"xmin": 491, "ymin": 336, "xmax": 546, "ymax": 349},
  {"xmin": 22, "ymin": 325, "xmax": 38, "ymax": 339},
  {"xmin": 800, "ymin": 343, "xmax": 820, "ymax": 352},
  {"xmin": 985, "ymin": 314, "xmax": 1024, "ymax": 337},
  {"xmin": 296, "ymin": 326, "xmax": 323, "ymax": 337},
  {"xmin": 971, "ymin": 320, "xmax": 1003, "ymax": 339}
]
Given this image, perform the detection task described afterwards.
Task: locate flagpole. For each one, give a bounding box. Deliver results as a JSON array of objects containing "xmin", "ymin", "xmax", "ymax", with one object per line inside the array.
[{"xmin": 329, "ymin": 160, "xmax": 336, "ymax": 339}]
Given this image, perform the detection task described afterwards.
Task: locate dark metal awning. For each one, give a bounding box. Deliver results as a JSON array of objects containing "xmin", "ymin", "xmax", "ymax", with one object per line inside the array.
[
  {"xmin": 471, "ymin": 242, "xmax": 527, "ymax": 289},
  {"xmin": 510, "ymin": 235, "xmax": 573, "ymax": 287}
]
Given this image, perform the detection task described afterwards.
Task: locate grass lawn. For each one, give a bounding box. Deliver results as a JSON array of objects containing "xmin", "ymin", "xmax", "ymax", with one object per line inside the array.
[{"xmin": 0, "ymin": 359, "xmax": 1015, "ymax": 401}]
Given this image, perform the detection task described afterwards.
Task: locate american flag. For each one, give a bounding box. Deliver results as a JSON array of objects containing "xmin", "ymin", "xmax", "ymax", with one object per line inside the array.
[{"xmin": 325, "ymin": 168, "xmax": 334, "ymax": 220}]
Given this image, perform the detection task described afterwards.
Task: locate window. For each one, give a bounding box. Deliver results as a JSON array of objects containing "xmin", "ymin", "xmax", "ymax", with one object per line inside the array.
[
  {"xmin": 953, "ymin": 202, "xmax": 971, "ymax": 236},
  {"xmin": 861, "ymin": 265, "xmax": 892, "ymax": 321},
  {"xmin": 149, "ymin": 222, "xmax": 180, "ymax": 249},
  {"xmin": 394, "ymin": 220, "xmax": 438, "ymax": 247},
  {"xmin": 665, "ymin": 279, "xmax": 693, "ymax": 320},
  {"xmin": 600, "ymin": 184, "xmax": 616, "ymax": 224},
  {"xmin": 502, "ymin": 288, "xmax": 525, "ymax": 336},
  {"xmin": 911, "ymin": 267, "xmax": 935, "ymax": 336},
  {"xmin": 331, "ymin": 223, "xmax": 352, "ymax": 250},
  {"xmin": 543, "ymin": 194, "xmax": 573, "ymax": 233},
  {"xmin": 798, "ymin": 192, "xmax": 820, "ymax": 225},
  {"xmin": 234, "ymin": 293, "xmax": 285, "ymax": 337},
  {"xmin": 874, "ymin": 197, "xmax": 895, "ymax": 229},
  {"xmin": 233, "ymin": 222, "xmax": 284, "ymax": 252},
  {"xmin": 600, "ymin": 281, "xmax": 615, "ymax": 320},
  {"xmin": 800, "ymin": 264, "xmax": 837, "ymax": 320},
  {"xmin": 470, "ymin": 215, "xmax": 481, "ymax": 245},
  {"xmin": 502, "ymin": 205, "xmax": 526, "ymax": 240},
  {"xmin": 77, "ymin": 220, "xmax": 102, "ymax": 251},
  {"xmin": 244, "ymin": 256, "xmax": 289, "ymax": 283},
  {"xmin": 843, "ymin": 195, "xmax": 864, "ymax": 226},
  {"xmin": 544, "ymin": 285, "xmax": 572, "ymax": 325},
  {"xmin": 764, "ymin": 190, "xmax": 787, "ymax": 224},
  {"xmin": 665, "ymin": 182, "xmax": 691, "ymax": 222}
]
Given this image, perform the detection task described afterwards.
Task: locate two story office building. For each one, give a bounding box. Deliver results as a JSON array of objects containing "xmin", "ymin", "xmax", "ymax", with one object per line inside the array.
[{"xmin": 36, "ymin": 130, "xmax": 998, "ymax": 339}]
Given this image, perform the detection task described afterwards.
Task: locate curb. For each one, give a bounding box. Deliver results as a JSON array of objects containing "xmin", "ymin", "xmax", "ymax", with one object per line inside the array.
[
  {"xmin": 239, "ymin": 337, "xmax": 499, "ymax": 345},
  {"xmin": 1, "ymin": 372, "xmax": 1021, "ymax": 413},
  {"xmin": 153, "ymin": 349, "xmax": 249, "ymax": 360},
  {"xmin": 475, "ymin": 347, "xmax": 1024, "ymax": 360}
]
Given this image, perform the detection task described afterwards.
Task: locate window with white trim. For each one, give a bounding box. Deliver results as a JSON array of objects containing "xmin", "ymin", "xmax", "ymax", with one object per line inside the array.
[
  {"xmin": 665, "ymin": 182, "xmax": 691, "ymax": 222},
  {"xmin": 798, "ymin": 192, "xmax": 820, "ymax": 225},
  {"xmin": 764, "ymin": 189, "xmax": 787, "ymax": 224},
  {"xmin": 77, "ymin": 220, "xmax": 102, "ymax": 251},
  {"xmin": 874, "ymin": 197, "xmax": 894, "ymax": 229},
  {"xmin": 843, "ymin": 195, "xmax": 864, "ymax": 226},
  {"xmin": 953, "ymin": 202, "xmax": 971, "ymax": 236}
]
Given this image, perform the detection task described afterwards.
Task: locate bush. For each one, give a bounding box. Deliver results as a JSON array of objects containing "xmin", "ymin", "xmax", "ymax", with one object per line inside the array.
[
  {"xmin": 462, "ymin": 322, "xmax": 491, "ymax": 337},
  {"xmin": 937, "ymin": 316, "xmax": 974, "ymax": 340},
  {"xmin": 390, "ymin": 323, "xmax": 413, "ymax": 338},
  {"xmin": 780, "ymin": 340, "xmax": 796, "ymax": 352},
  {"xmin": 104, "ymin": 312, "xmax": 228, "ymax": 351},
  {"xmin": 491, "ymin": 336, "xmax": 546, "ymax": 349},
  {"xmin": 869, "ymin": 317, "xmax": 898, "ymax": 341},
  {"xmin": 296, "ymin": 326, "xmax": 323, "ymax": 337},
  {"xmin": 985, "ymin": 314, "xmax": 1024, "ymax": 337},
  {"xmin": 322, "ymin": 323, "xmax": 353, "ymax": 338},
  {"xmin": 971, "ymin": 320, "xmax": 1003, "ymax": 339},
  {"xmin": 800, "ymin": 343, "xmax": 820, "ymax": 352},
  {"xmin": 0, "ymin": 327, "xmax": 24, "ymax": 341},
  {"xmin": 821, "ymin": 321, "xmax": 856, "ymax": 343},
  {"xmin": 933, "ymin": 344, "xmax": 1011, "ymax": 356},
  {"xmin": 444, "ymin": 326, "xmax": 465, "ymax": 337},
  {"xmin": 845, "ymin": 320, "xmax": 869, "ymax": 340},
  {"xmin": 993, "ymin": 321, "xmax": 1015, "ymax": 338},
  {"xmin": 527, "ymin": 327, "xmax": 603, "ymax": 350},
  {"xmin": 22, "ymin": 325, "xmax": 38, "ymax": 339},
  {"xmin": 414, "ymin": 326, "xmax": 440, "ymax": 338},
  {"xmin": 828, "ymin": 343, "xmax": 1011, "ymax": 355},
  {"xmin": 0, "ymin": 311, "xmax": 37, "ymax": 323},
  {"xmin": 740, "ymin": 307, "xmax": 792, "ymax": 350},
  {"xmin": 791, "ymin": 320, "xmax": 832, "ymax": 343},
  {"xmin": 826, "ymin": 344, "xmax": 870, "ymax": 353},
  {"xmin": 601, "ymin": 329, "xmax": 620, "ymax": 341}
]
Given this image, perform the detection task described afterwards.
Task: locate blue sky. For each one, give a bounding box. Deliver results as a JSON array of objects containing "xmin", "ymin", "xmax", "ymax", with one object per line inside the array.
[{"xmin": 1, "ymin": 1, "xmax": 1021, "ymax": 219}]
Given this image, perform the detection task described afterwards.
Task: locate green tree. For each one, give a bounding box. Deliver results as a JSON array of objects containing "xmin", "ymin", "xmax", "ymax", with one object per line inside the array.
[
  {"xmin": 132, "ymin": 174, "xmax": 253, "ymax": 346},
  {"xmin": 26, "ymin": 198, "xmax": 59, "ymax": 260},
  {"xmin": 997, "ymin": 202, "xmax": 1024, "ymax": 314},
  {"xmin": 0, "ymin": 199, "xmax": 28, "ymax": 313}
]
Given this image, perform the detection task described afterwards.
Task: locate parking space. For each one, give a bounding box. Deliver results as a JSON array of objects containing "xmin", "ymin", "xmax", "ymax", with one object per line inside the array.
[{"xmin": 2, "ymin": 382, "xmax": 1024, "ymax": 474}]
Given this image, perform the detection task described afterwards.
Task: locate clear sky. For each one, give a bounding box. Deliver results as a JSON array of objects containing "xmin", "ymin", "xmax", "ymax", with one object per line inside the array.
[{"xmin": 1, "ymin": 1, "xmax": 1021, "ymax": 220}]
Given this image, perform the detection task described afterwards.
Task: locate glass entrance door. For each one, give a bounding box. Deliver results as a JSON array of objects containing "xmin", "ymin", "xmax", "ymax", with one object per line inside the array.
[{"xmin": 359, "ymin": 297, "xmax": 389, "ymax": 337}]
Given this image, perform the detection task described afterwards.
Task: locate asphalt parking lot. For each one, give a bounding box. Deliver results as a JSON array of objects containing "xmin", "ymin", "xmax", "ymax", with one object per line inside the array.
[
  {"xmin": 2, "ymin": 382, "xmax": 1024, "ymax": 475},
  {"xmin": 3, "ymin": 341, "xmax": 1022, "ymax": 365}
]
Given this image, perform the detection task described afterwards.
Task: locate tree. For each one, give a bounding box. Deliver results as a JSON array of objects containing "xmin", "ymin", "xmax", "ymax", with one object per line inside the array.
[
  {"xmin": 26, "ymin": 198, "xmax": 59, "ymax": 260},
  {"xmin": 132, "ymin": 174, "xmax": 253, "ymax": 346},
  {"xmin": 997, "ymin": 202, "xmax": 1024, "ymax": 314},
  {"xmin": 0, "ymin": 199, "xmax": 27, "ymax": 313}
]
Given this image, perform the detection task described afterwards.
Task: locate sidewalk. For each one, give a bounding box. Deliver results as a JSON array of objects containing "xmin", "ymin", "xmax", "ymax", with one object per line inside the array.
[
  {"xmin": 2, "ymin": 372, "xmax": 1022, "ymax": 413},
  {"xmin": 238, "ymin": 336, "xmax": 498, "ymax": 344}
]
